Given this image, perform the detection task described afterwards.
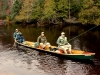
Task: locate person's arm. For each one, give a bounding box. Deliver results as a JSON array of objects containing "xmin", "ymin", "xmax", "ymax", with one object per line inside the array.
[
  {"xmin": 56, "ymin": 37, "xmax": 61, "ymax": 46},
  {"xmin": 44, "ymin": 36, "xmax": 47, "ymax": 43},
  {"xmin": 13, "ymin": 32, "xmax": 16, "ymax": 39},
  {"xmin": 13, "ymin": 32, "xmax": 17, "ymax": 42},
  {"xmin": 37, "ymin": 36, "xmax": 40, "ymax": 44},
  {"xmin": 65, "ymin": 37, "xmax": 69, "ymax": 45}
]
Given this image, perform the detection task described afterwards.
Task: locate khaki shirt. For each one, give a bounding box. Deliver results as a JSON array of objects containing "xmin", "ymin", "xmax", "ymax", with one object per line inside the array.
[{"xmin": 37, "ymin": 36, "xmax": 47, "ymax": 44}]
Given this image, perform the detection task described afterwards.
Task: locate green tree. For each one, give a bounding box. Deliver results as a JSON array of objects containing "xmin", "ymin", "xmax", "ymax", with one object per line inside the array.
[
  {"xmin": 0, "ymin": 0, "xmax": 8, "ymax": 19},
  {"xmin": 70, "ymin": 0, "xmax": 83, "ymax": 18},
  {"xmin": 32, "ymin": 0, "xmax": 44, "ymax": 21},
  {"xmin": 55, "ymin": 0, "xmax": 69, "ymax": 22},
  {"xmin": 93, "ymin": 0, "xmax": 100, "ymax": 7},
  {"xmin": 16, "ymin": 0, "xmax": 34, "ymax": 22},
  {"xmin": 10, "ymin": 0, "xmax": 22, "ymax": 20},
  {"xmin": 78, "ymin": 0, "xmax": 100, "ymax": 25},
  {"xmin": 42, "ymin": 0, "xmax": 56, "ymax": 20}
]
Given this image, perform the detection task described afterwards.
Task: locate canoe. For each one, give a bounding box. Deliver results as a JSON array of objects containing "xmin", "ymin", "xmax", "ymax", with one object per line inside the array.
[{"xmin": 17, "ymin": 41, "xmax": 95, "ymax": 60}]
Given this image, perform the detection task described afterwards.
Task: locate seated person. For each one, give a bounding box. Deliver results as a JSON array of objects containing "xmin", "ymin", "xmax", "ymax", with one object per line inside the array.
[
  {"xmin": 35, "ymin": 32, "xmax": 51, "ymax": 50},
  {"xmin": 13, "ymin": 29, "xmax": 25, "ymax": 43},
  {"xmin": 17, "ymin": 34, "xmax": 25, "ymax": 43},
  {"xmin": 56, "ymin": 32, "xmax": 72, "ymax": 54}
]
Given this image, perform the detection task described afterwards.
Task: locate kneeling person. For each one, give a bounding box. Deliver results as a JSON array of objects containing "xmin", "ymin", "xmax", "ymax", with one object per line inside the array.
[{"xmin": 56, "ymin": 32, "xmax": 72, "ymax": 54}]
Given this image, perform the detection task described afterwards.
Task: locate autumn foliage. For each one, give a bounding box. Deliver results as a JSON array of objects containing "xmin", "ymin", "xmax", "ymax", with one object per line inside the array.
[{"xmin": 0, "ymin": 0, "xmax": 100, "ymax": 25}]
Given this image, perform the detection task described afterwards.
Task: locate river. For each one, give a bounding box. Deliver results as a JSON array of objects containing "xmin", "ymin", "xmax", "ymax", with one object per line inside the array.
[{"xmin": 0, "ymin": 24, "xmax": 100, "ymax": 75}]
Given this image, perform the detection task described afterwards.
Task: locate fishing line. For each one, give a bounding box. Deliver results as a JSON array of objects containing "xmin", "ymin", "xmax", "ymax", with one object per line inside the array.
[{"xmin": 68, "ymin": 25, "xmax": 99, "ymax": 42}]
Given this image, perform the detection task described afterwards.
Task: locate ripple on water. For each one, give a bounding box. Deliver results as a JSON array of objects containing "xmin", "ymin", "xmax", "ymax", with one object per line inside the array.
[{"xmin": 0, "ymin": 47, "xmax": 100, "ymax": 75}]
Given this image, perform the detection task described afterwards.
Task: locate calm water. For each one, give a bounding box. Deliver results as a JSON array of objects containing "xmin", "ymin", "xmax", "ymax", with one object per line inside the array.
[{"xmin": 0, "ymin": 24, "xmax": 100, "ymax": 75}]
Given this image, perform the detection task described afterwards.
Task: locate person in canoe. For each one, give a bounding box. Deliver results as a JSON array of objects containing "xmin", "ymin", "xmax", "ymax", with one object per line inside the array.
[
  {"xmin": 56, "ymin": 32, "xmax": 72, "ymax": 54},
  {"xmin": 35, "ymin": 32, "xmax": 51, "ymax": 50},
  {"xmin": 13, "ymin": 29, "xmax": 25, "ymax": 43}
]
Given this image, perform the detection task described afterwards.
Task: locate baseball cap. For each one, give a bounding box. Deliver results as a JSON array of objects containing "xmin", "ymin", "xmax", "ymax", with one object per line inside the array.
[{"xmin": 61, "ymin": 32, "xmax": 65, "ymax": 34}]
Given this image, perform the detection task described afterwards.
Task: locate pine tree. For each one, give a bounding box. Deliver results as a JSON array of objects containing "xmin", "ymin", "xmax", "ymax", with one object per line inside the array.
[
  {"xmin": 43, "ymin": 0, "xmax": 56, "ymax": 20},
  {"xmin": 11, "ymin": 0, "xmax": 22, "ymax": 20},
  {"xmin": 54, "ymin": 0, "xmax": 69, "ymax": 22},
  {"xmin": 32, "ymin": 0, "xmax": 44, "ymax": 20},
  {"xmin": 16, "ymin": 0, "xmax": 34, "ymax": 22}
]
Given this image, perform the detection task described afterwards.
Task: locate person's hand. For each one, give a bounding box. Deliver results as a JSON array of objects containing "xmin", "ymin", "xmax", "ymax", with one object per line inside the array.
[
  {"xmin": 15, "ymin": 39, "xmax": 17, "ymax": 42},
  {"xmin": 65, "ymin": 42, "xmax": 69, "ymax": 45},
  {"xmin": 68, "ymin": 43, "xmax": 70, "ymax": 45},
  {"xmin": 45, "ymin": 41, "xmax": 47, "ymax": 44},
  {"xmin": 59, "ymin": 43, "xmax": 61, "ymax": 45}
]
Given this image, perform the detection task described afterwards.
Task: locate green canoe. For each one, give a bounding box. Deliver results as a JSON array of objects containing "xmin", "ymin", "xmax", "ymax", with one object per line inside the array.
[{"xmin": 17, "ymin": 41, "xmax": 95, "ymax": 60}]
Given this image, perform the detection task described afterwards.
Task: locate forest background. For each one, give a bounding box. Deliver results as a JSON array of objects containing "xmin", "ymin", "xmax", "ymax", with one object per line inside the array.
[{"xmin": 0, "ymin": 0, "xmax": 100, "ymax": 26}]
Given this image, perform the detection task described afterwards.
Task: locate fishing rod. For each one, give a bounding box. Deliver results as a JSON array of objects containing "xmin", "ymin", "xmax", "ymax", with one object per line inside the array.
[{"xmin": 68, "ymin": 25, "xmax": 99, "ymax": 42}]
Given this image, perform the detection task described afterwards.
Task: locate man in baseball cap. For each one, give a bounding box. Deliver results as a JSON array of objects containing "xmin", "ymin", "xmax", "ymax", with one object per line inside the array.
[
  {"xmin": 36, "ymin": 32, "xmax": 51, "ymax": 50},
  {"xmin": 56, "ymin": 32, "xmax": 72, "ymax": 54}
]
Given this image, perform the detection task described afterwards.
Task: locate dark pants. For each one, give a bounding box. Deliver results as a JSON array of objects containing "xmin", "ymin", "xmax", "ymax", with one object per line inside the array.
[{"xmin": 17, "ymin": 36, "xmax": 25, "ymax": 43}]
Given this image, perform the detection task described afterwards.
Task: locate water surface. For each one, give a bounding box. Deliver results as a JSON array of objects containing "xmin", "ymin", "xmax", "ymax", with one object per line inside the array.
[{"xmin": 0, "ymin": 25, "xmax": 100, "ymax": 75}]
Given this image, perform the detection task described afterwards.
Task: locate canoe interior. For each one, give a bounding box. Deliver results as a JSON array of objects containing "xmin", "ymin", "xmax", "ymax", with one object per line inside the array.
[{"xmin": 20, "ymin": 41, "xmax": 95, "ymax": 55}]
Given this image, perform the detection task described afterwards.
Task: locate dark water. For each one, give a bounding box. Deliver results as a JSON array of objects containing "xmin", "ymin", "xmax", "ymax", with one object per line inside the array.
[{"xmin": 0, "ymin": 24, "xmax": 100, "ymax": 75}]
